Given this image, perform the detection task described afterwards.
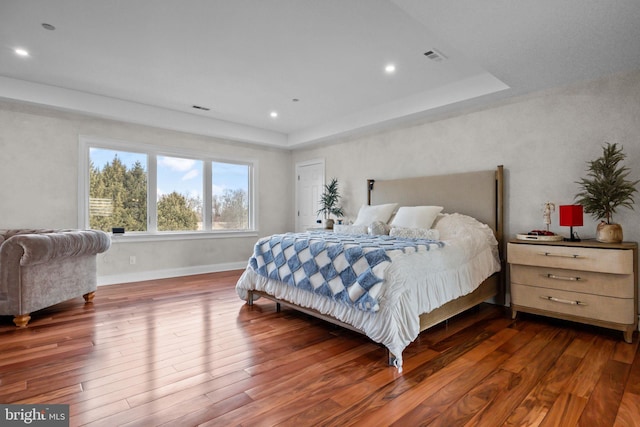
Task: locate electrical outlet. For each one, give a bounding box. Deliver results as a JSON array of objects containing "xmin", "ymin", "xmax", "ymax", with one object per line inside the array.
[{"xmin": 129, "ymin": 256, "xmax": 136, "ymax": 265}]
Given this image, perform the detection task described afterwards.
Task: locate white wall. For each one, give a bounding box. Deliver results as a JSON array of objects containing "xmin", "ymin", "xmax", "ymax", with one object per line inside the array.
[
  {"xmin": 2, "ymin": 69, "xmax": 639, "ymax": 288},
  {"xmin": 292, "ymin": 70, "xmax": 640, "ymax": 247},
  {"xmin": 0, "ymin": 100, "xmax": 293, "ymax": 284}
]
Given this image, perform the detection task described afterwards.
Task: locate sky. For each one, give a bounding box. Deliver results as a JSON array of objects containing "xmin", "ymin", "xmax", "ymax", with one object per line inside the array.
[{"xmin": 90, "ymin": 148, "xmax": 248, "ymax": 201}]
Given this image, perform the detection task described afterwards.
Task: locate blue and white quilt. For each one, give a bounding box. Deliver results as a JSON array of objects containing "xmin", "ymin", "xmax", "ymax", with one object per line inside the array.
[{"xmin": 249, "ymin": 231, "xmax": 444, "ymax": 312}]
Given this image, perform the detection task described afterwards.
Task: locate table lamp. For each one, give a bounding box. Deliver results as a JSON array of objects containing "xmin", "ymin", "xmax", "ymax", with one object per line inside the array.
[{"xmin": 559, "ymin": 205, "xmax": 583, "ymax": 242}]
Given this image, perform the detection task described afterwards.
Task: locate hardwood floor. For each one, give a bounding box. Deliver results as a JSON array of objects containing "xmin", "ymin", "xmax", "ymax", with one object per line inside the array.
[{"xmin": 1, "ymin": 271, "xmax": 639, "ymax": 426}]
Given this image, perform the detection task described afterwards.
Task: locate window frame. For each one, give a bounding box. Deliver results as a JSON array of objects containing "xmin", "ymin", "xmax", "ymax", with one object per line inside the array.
[{"xmin": 79, "ymin": 135, "xmax": 258, "ymax": 241}]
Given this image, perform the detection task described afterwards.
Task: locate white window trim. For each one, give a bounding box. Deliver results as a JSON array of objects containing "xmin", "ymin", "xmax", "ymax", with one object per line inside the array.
[{"xmin": 78, "ymin": 135, "xmax": 258, "ymax": 240}]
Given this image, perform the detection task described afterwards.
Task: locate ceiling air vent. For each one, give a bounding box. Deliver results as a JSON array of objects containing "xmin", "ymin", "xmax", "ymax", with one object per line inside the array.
[{"xmin": 424, "ymin": 49, "xmax": 447, "ymax": 62}]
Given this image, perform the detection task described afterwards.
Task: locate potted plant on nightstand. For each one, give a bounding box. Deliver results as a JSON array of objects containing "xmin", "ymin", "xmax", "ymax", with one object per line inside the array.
[
  {"xmin": 317, "ymin": 178, "xmax": 344, "ymax": 229},
  {"xmin": 575, "ymin": 142, "xmax": 639, "ymax": 243}
]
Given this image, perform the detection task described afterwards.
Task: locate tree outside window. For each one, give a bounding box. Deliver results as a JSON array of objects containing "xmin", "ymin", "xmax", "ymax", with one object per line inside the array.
[
  {"xmin": 89, "ymin": 149, "xmax": 147, "ymax": 232},
  {"xmin": 157, "ymin": 155, "xmax": 203, "ymax": 231},
  {"xmin": 212, "ymin": 162, "xmax": 249, "ymax": 230}
]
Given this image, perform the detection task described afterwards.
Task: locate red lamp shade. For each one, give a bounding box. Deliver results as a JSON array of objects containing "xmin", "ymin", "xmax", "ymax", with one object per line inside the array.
[{"xmin": 559, "ymin": 205, "xmax": 584, "ymax": 227}]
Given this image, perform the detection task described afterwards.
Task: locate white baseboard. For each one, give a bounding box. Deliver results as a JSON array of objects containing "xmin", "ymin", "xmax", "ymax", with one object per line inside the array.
[{"xmin": 98, "ymin": 261, "xmax": 247, "ymax": 286}]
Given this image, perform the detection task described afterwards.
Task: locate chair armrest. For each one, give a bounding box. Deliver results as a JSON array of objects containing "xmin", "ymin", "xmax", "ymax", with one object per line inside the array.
[{"xmin": 0, "ymin": 230, "xmax": 111, "ymax": 267}]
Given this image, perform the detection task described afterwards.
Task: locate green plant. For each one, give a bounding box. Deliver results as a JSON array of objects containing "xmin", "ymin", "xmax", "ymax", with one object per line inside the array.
[
  {"xmin": 317, "ymin": 178, "xmax": 344, "ymax": 219},
  {"xmin": 575, "ymin": 142, "xmax": 639, "ymax": 224}
]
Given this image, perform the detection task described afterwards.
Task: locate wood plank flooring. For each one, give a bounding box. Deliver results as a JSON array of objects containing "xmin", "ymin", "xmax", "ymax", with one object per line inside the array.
[{"xmin": 1, "ymin": 270, "xmax": 639, "ymax": 426}]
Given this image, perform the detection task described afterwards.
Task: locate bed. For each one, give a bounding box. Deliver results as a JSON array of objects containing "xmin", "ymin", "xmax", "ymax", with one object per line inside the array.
[{"xmin": 236, "ymin": 166, "xmax": 505, "ymax": 371}]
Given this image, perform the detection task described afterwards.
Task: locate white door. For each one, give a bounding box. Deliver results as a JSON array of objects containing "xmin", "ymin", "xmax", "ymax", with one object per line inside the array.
[{"xmin": 295, "ymin": 160, "xmax": 325, "ymax": 232}]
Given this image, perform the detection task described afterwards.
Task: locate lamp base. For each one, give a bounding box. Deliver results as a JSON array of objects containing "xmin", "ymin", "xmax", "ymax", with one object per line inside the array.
[{"xmin": 563, "ymin": 226, "xmax": 581, "ymax": 242}]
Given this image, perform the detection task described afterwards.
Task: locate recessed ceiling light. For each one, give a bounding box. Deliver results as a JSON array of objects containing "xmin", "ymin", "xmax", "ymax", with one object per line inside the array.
[
  {"xmin": 384, "ymin": 64, "xmax": 396, "ymax": 74},
  {"xmin": 42, "ymin": 23, "xmax": 56, "ymax": 31},
  {"xmin": 270, "ymin": 111, "xmax": 278, "ymax": 118},
  {"xmin": 14, "ymin": 48, "xmax": 29, "ymax": 57}
]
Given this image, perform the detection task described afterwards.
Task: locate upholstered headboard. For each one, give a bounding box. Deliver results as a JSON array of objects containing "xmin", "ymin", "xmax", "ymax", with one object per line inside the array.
[
  {"xmin": 367, "ymin": 166, "xmax": 505, "ymax": 303},
  {"xmin": 367, "ymin": 165, "xmax": 504, "ymax": 241}
]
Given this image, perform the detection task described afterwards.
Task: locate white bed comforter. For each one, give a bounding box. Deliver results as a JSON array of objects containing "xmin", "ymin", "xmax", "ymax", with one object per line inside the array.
[{"xmin": 236, "ymin": 213, "xmax": 501, "ymax": 370}]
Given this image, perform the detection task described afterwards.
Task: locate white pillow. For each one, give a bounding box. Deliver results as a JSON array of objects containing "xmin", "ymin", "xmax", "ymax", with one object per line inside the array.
[
  {"xmin": 390, "ymin": 206, "xmax": 443, "ymax": 229},
  {"xmin": 368, "ymin": 220, "xmax": 390, "ymax": 236},
  {"xmin": 352, "ymin": 203, "xmax": 398, "ymax": 226},
  {"xmin": 390, "ymin": 227, "xmax": 440, "ymax": 240},
  {"xmin": 434, "ymin": 213, "xmax": 497, "ymax": 245},
  {"xmin": 333, "ymin": 224, "xmax": 368, "ymax": 235}
]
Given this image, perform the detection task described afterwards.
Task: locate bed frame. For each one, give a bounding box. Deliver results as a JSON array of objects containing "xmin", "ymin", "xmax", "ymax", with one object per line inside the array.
[{"xmin": 248, "ymin": 165, "xmax": 505, "ymax": 359}]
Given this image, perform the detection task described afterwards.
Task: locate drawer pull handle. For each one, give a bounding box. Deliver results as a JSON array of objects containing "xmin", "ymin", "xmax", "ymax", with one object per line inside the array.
[
  {"xmin": 547, "ymin": 273, "xmax": 581, "ymax": 281},
  {"xmin": 539, "ymin": 252, "xmax": 584, "ymax": 259},
  {"xmin": 540, "ymin": 295, "xmax": 587, "ymax": 306}
]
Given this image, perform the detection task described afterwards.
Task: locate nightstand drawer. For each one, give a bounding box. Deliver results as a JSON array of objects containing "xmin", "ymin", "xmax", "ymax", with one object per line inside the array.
[
  {"xmin": 510, "ymin": 265, "xmax": 634, "ymax": 299},
  {"xmin": 511, "ymin": 283, "xmax": 636, "ymax": 324},
  {"xmin": 508, "ymin": 243, "xmax": 633, "ymax": 274}
]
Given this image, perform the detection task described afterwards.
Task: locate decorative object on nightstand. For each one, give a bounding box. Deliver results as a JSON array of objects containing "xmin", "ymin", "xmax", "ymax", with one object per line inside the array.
[
  {"xmin": 559, "ymin": 204, "xmax": 583, "ymax": 242},
  {"xmin": 516, "ymin": 201, "xmax": 563, "ymax": 241},
  {"xmin": 575, "ymin": 142, "xmax": 638, "ymax": 243},
  {"xmin": 317, "ymin": 178, "xmax": 344, "ymax": 229},
  {"xmin": 542, "ymin": 201, "xmax": 555, "ymax": 232},
  {"xmin": 508, "ymin": 239, "xmax": 638, "ymax": 343}
]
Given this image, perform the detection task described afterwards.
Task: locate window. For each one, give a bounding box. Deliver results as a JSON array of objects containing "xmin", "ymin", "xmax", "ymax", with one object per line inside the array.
[
  {"xmin": 80, "ymin": 137, "xmax": 255, "ymax": 236},
  {"xmin": 157, "ymin": 155, "xmax": 203, "ymax": 231},
  {"xmin": 212, "ymin": 162, "xmax": 250, "ymax": 230},
  {"xmin": 89, "ymin": 148, "xmax": 148, "ymax": 232}
]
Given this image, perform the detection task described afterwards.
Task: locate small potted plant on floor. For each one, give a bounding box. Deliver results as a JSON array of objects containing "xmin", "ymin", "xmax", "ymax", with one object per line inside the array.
[
  {"xmin": 317, "ymin": 178, "xmax": 344, "ymax": 229},
  {"xmin": 575, "ymin": 142, "xmax": 639, "ymax": 243}
]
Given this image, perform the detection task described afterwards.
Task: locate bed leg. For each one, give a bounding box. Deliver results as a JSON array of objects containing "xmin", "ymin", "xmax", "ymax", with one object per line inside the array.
[
  {"xmin": 276, "ymin": 302, "xmax": 281, "ymax": 312},
  {"xmin": 247, "ymin": 291, "xmax": 254, "ymax": 306},
  {"xmin": 387, "ymin": 350, "xmax": 396, "ymax": 367}
]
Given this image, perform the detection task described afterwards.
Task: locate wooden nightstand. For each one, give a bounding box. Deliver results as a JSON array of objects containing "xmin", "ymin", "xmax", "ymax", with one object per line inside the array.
[{"xmin": 508, "ymin": 239, "xmax": 638, "ymax": 343}]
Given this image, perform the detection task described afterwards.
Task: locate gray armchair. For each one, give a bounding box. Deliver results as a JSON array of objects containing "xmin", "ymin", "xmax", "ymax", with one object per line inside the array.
[{"xmin": 0, "ymin": 229, "xmax": 111, "ymax": 327}]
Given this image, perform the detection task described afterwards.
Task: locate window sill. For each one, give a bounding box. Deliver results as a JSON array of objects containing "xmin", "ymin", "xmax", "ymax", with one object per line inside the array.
[{"xmin": 109, "ymin": 230, "xmax": 258, "ymax": 243}]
